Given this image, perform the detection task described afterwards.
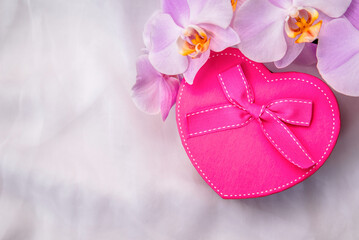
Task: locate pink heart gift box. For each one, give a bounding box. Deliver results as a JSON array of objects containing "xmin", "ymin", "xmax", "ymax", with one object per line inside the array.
[{"xmin": 176, "ymin": 48, "xmax": 340, "ymax": 199}]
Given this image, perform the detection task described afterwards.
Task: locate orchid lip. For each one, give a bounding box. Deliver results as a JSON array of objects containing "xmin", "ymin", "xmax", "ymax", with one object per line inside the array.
[
  {"xmin": 285, "ymin": 7, "xmax": 322, "ymax": 44},
  {"xmin": 177, "ymin": 25, "xmax": 211, "ymax": 59}
]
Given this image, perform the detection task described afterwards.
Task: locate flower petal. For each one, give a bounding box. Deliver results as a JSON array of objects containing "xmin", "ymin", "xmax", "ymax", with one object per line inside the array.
[
  {"xmin": 143, "ymin": 11, "xmax": 161, "ymax": 50},
  {"xmin": 183, "ymin": 50, "xmax": 210, "ymax": 84},
  {"xmin": 317, "ymin": 18, "xmax": 359, "ymax": 96},
  {"xmin": 345, "ymin": 0, "xmax": 359, "ymax": 29},
  {"xmin": 132, "ymin": 55, "xmax": 162, "ymax": 114},
  {"xmin": 149, "ymin": 44, "xmax": 189, "ymax": 75},
  {"xmin": 199, "ymin": 24, "xmax": 240, "ymax": 52},
  {"xmin": 293, "ymin": 0, "xmax": 352, "ymax": 18},
  {"xmin": 148, "ymin": 13, "xmax": 182, "ymax": 52},
  {"xmin": 159, "ymin": 76, "xmax": 180, "ymax": 120},
  {"xmin": 162, "ymin": 0, "xmax": 190, "ymax": 28},
  {"xmin": 275, "ymin": 35, "xmax": 304, "ymax": 68},
  {"xmin": 148, "ymin": 13, "xmax": 189, "ymax": 75},
  {"xmin": 188, "ymin": 0, "xmax": 233, "ymax": 29},
  {"xmin": 233, "ymin": 0, "xmax": 288, "ymax": 62},
  {"xmin": 133, "ymin": 55, "xmax": 180, "ymax": 120},
  {"xmin": 293, "ymin": 43, "xmax": 317, "ymax": 65},
  {"xmin": 268, "ymin": 0, "xmax": 293, "ymax": 9}
]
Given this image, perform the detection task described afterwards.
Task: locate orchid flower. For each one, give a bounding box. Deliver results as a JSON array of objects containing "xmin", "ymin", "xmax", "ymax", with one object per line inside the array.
[
  {"xmin": 132, "ymin": 55, "xmax": 180, "ymax": 121},
  {"xmin": 233, "ymin": 0, "xmax": 352, "ymax": 68},
  {"xmin": 145, "ymin": 0, "xmax": 240, "ymax": 84},
  {"xmin": 317, "ymin": 0, "xmax": 359, "ymax": 96}
]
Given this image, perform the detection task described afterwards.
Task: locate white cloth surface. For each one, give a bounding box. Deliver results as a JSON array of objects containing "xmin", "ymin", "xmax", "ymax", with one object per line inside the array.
[{"xmin": 0, "ymin": 1, "xmax": 359, "ymax": 239}]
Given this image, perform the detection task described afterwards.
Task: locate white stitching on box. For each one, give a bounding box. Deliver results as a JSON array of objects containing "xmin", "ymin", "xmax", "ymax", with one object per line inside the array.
[
  {"xmin": 177, "ymin": 51, "xmax": 337, "ymax": 198},
  {"xmin": 186, "ymin": 105, "xmax": 235, "ymax": 117}
]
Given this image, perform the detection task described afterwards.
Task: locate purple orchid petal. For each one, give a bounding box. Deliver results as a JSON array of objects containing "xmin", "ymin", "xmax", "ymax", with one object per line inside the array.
[
  {"xmin": 159, "ymin": 76, "xmax": 180, "ymax": 120},
  {"xmin": 237, "ymin": 0, "xmax": 247, "ymax": 8},
  {"xmin": 293, "ymin": 0, "xmax": 352, "ymax": 18},
  {"xmin": 318, "ymin": 10, "xmax": 335, "ymax": 25},
  {"xmin": 274, "ymin": 35, "xmax": 304, "ymax": 68},
  {"xmin": 317, "ymin": 18, "xmax": 359, "ymax": 96},
  {"xmin": 268, "ymin": 0, "xmax": 293, "ymax": 9},
  {"xmin": 199, "ymin": 24, "xmax": 240, "ymax": 52},
  {"xmin": 345, "ymin": 0, "xmax": 359, "ymax": 29},
  {"xmin": 183, "ymin": 50, "xmax": 211, "ymax": 84},
  {"xmin": 143, "ymin": 11, "xmax": 161, "ymax": 50},
  {"xmin": 162, "ymin": 0, "xmax": 190, "ymax": 28},
  {"xmin": 148, "ymin": 13, "xmax": 189, "ymax": 75},
  {"xmin": 132, "ymin": 55, "xmax": 180, "ymax": 120},
  {"xmin": 293, "ymin": 43, "xmax": 317, "ymax": 65},
  {"xmin": 188, "ymin": 0, "xmax": 233, "ymax": 29},
  {"xmin": 148, "ymin": 13, "xmax": 181, "ymax": 53},
  {"xmin": 233, "ymin": 0, "xmax": 288, "ymax": 62},
  {"xmin": 132, "ymin": 55, "xmax": 163, "ymax": 114}
]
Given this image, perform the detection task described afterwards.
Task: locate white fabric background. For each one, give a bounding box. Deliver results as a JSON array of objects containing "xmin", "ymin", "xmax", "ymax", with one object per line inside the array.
[{"xmin": 0, "ymin": 0, "xmax": 358, "ymax": 239}]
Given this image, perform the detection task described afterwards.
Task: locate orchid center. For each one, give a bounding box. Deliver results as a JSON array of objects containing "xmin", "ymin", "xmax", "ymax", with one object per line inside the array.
[
  {"xmin": 178, "ymin": 25, "xmax": 210, "ymax": 59},
  {"xmin": 285, "ymin": 7, "xmax": 322, "ymax": 44}
]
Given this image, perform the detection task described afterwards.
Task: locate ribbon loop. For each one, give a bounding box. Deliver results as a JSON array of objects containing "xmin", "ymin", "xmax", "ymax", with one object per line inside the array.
[
  {"xmin": 186, "ymin": 65, "xmax": 315, "ymax": 169},
  {"xmin": 266, "ymin": 99, "xmax": 313, "ymax": 126}
]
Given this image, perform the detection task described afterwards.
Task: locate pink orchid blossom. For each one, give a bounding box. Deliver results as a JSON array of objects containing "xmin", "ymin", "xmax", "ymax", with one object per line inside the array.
[
  {"xmin": 317, "ymin": 0, "xmax": 359, "ymax": 96},
  {"xmin": 145, "ymin": 0, "xmax": 240, "ymax": 84},
  {"xmin": 132, "ymin": 55, "xmax": 180, "ymax": 121},
  {"xmin": 233, "ymin": 0, "xmax": 352, "ymax": 68}
]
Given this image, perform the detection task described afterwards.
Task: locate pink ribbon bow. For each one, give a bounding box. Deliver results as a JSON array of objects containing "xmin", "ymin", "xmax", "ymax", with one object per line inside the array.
[{"xmin": 186, "ymin": 65, "xmax": 315, "ymax": 169}]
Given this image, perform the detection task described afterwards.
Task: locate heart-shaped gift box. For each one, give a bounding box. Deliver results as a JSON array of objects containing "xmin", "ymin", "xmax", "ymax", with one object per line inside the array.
[{"xmin": 176, "ymin": 48, "xmax": 340, "ymax": 199}]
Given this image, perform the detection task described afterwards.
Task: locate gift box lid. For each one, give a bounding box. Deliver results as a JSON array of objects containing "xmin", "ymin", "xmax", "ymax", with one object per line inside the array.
[{"xmin": 176, "ymin": 48, "xmax": 340, "ymax": 199}]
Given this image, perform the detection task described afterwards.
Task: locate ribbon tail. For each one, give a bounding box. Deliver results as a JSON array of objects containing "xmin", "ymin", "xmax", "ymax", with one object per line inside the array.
[
  {"xmin": 186, "ymin": 104, "xmax": 253, "ymax": 138},
  {"xmin": 260, "ymin": 110, "xmax": 315, "ymax": 169}
]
